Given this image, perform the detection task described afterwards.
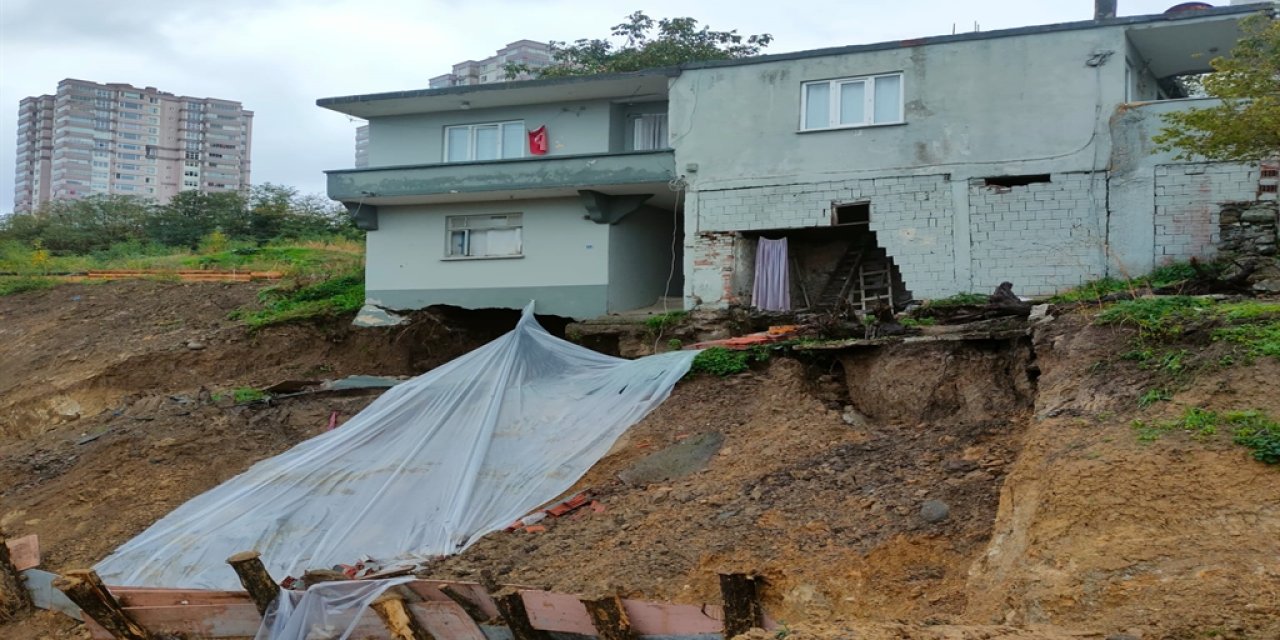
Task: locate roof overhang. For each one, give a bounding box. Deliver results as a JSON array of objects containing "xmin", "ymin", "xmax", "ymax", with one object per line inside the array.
[
  {"xmin": 317, "ymin": 70, "xmax": 677, "ymax": 118},
  {"xmin": 1125, "ymin": 9, "xmax": 1266, "ymax": 78}
]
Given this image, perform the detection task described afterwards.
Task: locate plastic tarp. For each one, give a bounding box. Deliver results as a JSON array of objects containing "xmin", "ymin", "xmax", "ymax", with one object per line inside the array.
[
  {"xmin": 254, "ymin": 579, "xmax": 414, "ymax": 640},
  {"xmin": 95, "ymin": 303, "xmax": 697, "ymax": 589}
]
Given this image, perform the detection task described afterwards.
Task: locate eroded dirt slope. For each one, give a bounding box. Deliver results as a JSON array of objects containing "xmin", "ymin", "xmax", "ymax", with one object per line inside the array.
[{"xmin": 2, "ymin": 283, "xmax": 1278, "ymax": 640}]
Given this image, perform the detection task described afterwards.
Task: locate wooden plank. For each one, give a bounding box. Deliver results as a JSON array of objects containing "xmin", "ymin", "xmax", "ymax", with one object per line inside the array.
[
  {"xmin": 108, "ymin": 600, "xmax": 485, "ymax": 640},
  {"xmin": 5, "ymin": 534, "xmax": 40, "ymax": 571},
  {"xmin": 83, "ymin": 616, "xmax": 113, "ymax": 640},
  {"xmin": 623, "ymin": 600, "xmax": 727, "ymax": 636},
  {"xmin": 494, "ymin": 588, "xmax": 554, "ymax": 640},
  {"xmin": 120, "ymin": 604, "xmax": 261, "ymax": 638},
  {"xmin": 111, "ymin": 588, "xmax": 253, "ymax": 608},
  {"xmin": 410, "ymin": 580, "xmax": 501, "ymax": 620},
  {"xmin": 520, "ymin": 590, "xmax": 594, "ymax": 635},
  {"xmin": 583, "ymin": 595, "xmax": 636, "ymax": 640}
]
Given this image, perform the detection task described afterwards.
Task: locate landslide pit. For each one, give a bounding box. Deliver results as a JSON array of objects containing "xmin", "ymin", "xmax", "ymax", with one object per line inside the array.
[{"xmin": 1, "ymin": 282, "xmax": 1277, "ymax": 640}]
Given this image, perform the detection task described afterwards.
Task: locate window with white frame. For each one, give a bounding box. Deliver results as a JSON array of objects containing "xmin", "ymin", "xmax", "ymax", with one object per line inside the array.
[
  {"xmin": 631, "ymin": 113, "xmax": 668, "ymax": 150},
  {"xmin": 447, "ymin": 213, "xmax": 523, "ymax": 258},
  {"xmin": 444, "ymin": 121, "xmax": 525, "ymax": 162},
  {"xmin": 800, "ymin": 72, "xmax": 904, "ymax": 131}
]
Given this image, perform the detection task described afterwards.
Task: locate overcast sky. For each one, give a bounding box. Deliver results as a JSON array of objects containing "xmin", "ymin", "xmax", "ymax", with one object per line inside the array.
[{"xmin": 0, "ymin": 0, "xmax": 1195, "ymax": 212}]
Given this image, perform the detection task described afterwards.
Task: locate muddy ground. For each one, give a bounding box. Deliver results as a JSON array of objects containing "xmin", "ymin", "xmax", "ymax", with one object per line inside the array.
[{"xmin": 2, "ymin": 282, "xmax": 1278, "ymax": 639}]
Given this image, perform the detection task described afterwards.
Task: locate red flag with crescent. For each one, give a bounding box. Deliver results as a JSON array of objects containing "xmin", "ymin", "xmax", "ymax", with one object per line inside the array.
[{"xmin": 528, "ymin": 126, "xmax": 548, "ymax": 155}]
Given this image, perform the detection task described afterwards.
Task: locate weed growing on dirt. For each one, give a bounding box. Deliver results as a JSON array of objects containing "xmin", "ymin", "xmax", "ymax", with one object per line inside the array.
[
  {"xmin": 1051, "ymin": 261, "xmax": 1214, "ymax": 303},
  {"xmin": 1096, "ymin": 296, "xmax": 1210, "ymax": 340},
  {"xmin": 232, "ymin": 387, "xmax": 267, "ymax": 403},
  {"xmin": 1138, "ymin": 388, "xmax": 1172, "ymax": 408},
  {"xmin": 1099, "ymin": 299, "xmax": 1280, "ymax": 380},
  {"xmin": 689, "ymin": 346, "xmax": 770, "ymax": 376},
  {"xmin": 899, "ymin": 316, "xmax": 936, "ymax": 328},
  {"xmin": 235, "ymin": 271, "xmax": 364, "ymax": 328},
  {"xmin": 644, "ymin": 310, "xmax": 687, "ymax": 333},
  {"xmin": 1132, "ymin": 407, "xmax": 1280, "ymax": 464},
  {"xmin": 926, "ymin": 292, "xmax": 988, "ymax": 308},
  {"xmin": 0, "ymin": 276, "xmax": 58, "ymax": 296},
  {"xmin": 1227, "ymin": 410, "xmax": 1280, "ymax": 465}
]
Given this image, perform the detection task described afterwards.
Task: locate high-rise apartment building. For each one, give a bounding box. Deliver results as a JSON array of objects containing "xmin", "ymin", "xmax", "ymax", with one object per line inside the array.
[
  {"xmin": 13, "ymin": 79, "xmax": 253, "ymax": 212},
  {"xmin": 428, "ymin": 40, "xmax": 554, "ymax": 89}
]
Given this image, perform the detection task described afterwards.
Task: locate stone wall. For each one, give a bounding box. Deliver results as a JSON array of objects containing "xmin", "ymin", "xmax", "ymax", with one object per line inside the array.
[{"xmin": 1153, "ymin": 162, "xmax": 1261, "ymax": 263}]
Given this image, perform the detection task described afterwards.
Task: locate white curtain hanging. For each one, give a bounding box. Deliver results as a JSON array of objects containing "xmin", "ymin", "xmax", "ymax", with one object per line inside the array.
[{"xmin": 752, "ymin": 237, "xmax": 791, "ymax": 312}]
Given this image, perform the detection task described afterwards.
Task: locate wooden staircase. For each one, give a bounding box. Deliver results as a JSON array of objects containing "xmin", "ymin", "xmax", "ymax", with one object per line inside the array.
[{"xmin": 814, "ymin": 237, "xmax": 906, "ymax": 311}]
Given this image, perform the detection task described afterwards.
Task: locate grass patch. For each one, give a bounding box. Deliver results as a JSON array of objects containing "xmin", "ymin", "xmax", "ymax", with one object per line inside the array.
[
  {"xmin": 1138, "ymin": 388, "xmax": 1172, "ymax": 408},
  {"xmin": 235, "ymin": 271, "xmax": 364, "ymax": 328},
  {"xmin": 1051, "ymin": 261, "xmax": 1214, "ymax": 303},
  {"xmin": 645, "ymin": 310, "xmax": 688, "ymax": 333},
  {"xmin": 232, "ymin": 387, "xmax": 268, "ymax": 403},
  {"xmin": 0, "ymin": 276, "xmax": 59, "ymax": 296},
  {"xmin": 1096, "ymin": 296, "xmax": 1211, "ymax": 340},
  {"xmin": 689, "ymin": 345, "xmax": 770, "ymax": 376},
  {"xmin": 926, "ymin": 292, "xmax": 988, "ymax": 308},
  {"xmin": 1133, "ymin": 407, "xmax": 1280, "ymax": 464}
]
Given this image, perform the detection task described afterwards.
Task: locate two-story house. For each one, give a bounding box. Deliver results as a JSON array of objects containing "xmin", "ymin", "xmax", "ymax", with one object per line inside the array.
[
  {"xmin": 319, "ymin": 70, "xmax": 681, "ymax": 319},
  {"xmin": 320, "ymin": 2, "xmax": 1274, "ymax": 319},
  {"xmin": 673, "ymin": 2, "xmax": 1272, "ymax": 309}
]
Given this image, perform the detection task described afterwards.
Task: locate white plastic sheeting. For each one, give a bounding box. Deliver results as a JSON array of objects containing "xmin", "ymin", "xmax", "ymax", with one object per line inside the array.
[
  {"xmin": 254, "ymin": 578, "xmax": 414, "ymax": 640},
  {"xmin": 95, "ymin": 303, "xmax": 697, "ymax": 589}
]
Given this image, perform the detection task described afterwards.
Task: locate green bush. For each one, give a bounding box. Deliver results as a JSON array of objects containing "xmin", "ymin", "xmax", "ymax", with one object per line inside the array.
[
  {"xmin": 1227, "ymin": 410, "xmax": 1280, "ymax": 465},
  {"xmin": 645, "ymin": 310, "xmax": 688, "ymax": 333},
  {"xmin": 926, "ymin": 292, "xmax": 988, "ymax": 308},
  {"xmin": 0, "ymin": 276, "xmax": 58, "ymax": 296},
  {"xmin": 687, "ymin": 345, "xmax": 772, "ymax": 376}
]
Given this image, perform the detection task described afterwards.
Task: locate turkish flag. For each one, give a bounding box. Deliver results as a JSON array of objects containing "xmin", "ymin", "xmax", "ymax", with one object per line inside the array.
[{"xmin": 528, "ymin": 126, "xmax": 548, "ymax": 155}]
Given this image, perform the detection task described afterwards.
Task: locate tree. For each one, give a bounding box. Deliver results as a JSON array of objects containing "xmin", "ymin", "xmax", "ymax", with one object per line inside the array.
[
  {"xmin": 1154, "ymin": 14, "xmax": 1280, "ymax": 162},
  {"xmin": 508, "ymin": 11, "xmax": 772, "ymax": 78}
]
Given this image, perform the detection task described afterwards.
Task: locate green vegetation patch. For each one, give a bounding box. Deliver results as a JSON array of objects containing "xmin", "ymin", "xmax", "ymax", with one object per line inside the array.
[
  {"xmin": 1051, "ymin": 262, "xmax": 1216, "ymax": 303},
  {"xmin": 0, "ymin": 276, "xmax": 59, "ymax": 296},
  {"xmin": 1133, "ymin": 407, "xmax": 1280, "ymax": 464},
  {"xmin": 689, "ymin": 345, "xmax": 770, "ymax": 376},
  {"xmin": 645, "ymin": 310, "xmax": 688, "ymax": 333},
  {"xmin": 235, "ymin": 271, "xmax": 365, "ymax": 329},
  {"xmin": 925, "ymin": 292, "xmax": 988, "ymax": 308}
]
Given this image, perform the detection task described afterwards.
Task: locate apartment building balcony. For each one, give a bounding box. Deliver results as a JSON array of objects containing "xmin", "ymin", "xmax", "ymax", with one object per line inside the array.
[{"xmin": 326, "ymin": 149, "xmax": 675, "ymax": 206}]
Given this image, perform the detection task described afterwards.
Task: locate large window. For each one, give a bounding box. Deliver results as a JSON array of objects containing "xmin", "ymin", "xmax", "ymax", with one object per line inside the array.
[
  {"xmin": 444, "ymin": 121, "xmax": 525, "ymax": 162},
  {"xmin": 801, "ymin": 73, "xmax": 904, "ymax": 131},
  {"xmin": 447, "ymin": 214, "xmax": 523, "ymax": 258},
  {"xmin": 632, "ymin": 113, "xmax": 668, "ymax": 150}
]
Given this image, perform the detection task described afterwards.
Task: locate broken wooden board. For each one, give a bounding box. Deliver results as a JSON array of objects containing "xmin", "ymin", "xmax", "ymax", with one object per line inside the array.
[
  {"xmin": 84, "ymin": 599, "xmax": 485, "ymax": 640},
  {"xmin": 5, "ymin": 534, "xmax": 40, "ymax": 571}
]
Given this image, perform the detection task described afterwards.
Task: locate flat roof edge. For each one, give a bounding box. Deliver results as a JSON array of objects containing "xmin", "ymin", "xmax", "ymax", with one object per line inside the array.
[
  {"xmin": 682, "ymin": 3, "xmax": 1272, "ymax": 72},
  {"xmin": 317, "ymin": 67, "xmax": 680, "ymax": 110}
]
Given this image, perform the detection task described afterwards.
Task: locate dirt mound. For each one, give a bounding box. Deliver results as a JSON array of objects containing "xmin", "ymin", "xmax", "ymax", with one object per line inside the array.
[
  {"xmin": 3, "ymin": 283, "xmax": 1278, "ymax": 640},
  {"xmin": 966, "ymin": 314, "xmax": 1280, "ymax": 638},
  {"xmin": 429, "ymin": 349, "xmax": 1034, "ymax": 624},
  {"xmin": 0, "ymin": 281, "xmax": 505, "ymax": 572}
]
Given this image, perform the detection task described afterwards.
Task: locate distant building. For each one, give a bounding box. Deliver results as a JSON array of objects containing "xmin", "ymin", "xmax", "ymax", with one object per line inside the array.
[
  {"xmin": 428, "ymin": 40, "xmax": 553, "ymax": 88},
  {"xmin": 13, "ymin": 79, "xmax": 253, "ymax": 212}
]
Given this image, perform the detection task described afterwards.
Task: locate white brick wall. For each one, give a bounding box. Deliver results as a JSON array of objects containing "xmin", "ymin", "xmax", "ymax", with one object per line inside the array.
[
  {"xmin": 1153, "ymin": 162, "xmax": 1259, "ymax": 263},
  {"xmin": 967, "ymin": 172, "xmax": 1107, "ymax": 296},
  {"xmin": 687, "ymin": 174, "xmax": 957, "ymax": 304}
]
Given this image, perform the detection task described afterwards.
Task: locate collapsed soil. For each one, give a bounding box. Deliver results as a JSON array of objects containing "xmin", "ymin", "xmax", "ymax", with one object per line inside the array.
[{"xmin": 2, "ymin": 282, "xmax": 1278, "ymax": 640}]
